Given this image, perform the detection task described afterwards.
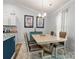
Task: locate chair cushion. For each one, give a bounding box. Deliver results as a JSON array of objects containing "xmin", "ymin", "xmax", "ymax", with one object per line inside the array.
[
  {"xmin": 42, "ymin": 44, "xmax": 53, "ymax": 54},
  {"xmin": 53, "ymin": 42, "xmax": 64, "ymax": 47},
  {"xmin": 43, "ymin": 50, "xmax": 52, "ymax": 56},
  {"xmin": 43, "ymin": 46, "xmax": 51, "ymax": 54},
  {"xmin": 29, "ymin": 45, "xmax": 42, "ymax": 52},
  {"xmin": 29, "ymin": 41, "xmax": 37, "ymax": 44}
]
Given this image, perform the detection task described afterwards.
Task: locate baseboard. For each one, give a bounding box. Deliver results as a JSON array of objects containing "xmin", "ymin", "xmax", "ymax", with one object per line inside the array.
[{"xmin": 11, "ymin": 52, "xmax": 16, "ymax": 59}]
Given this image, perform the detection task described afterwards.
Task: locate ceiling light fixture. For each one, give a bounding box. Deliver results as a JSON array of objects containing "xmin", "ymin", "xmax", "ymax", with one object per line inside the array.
[{"xmin": 38, "ymin": 0, "xmax": 47, "ymax": 18}]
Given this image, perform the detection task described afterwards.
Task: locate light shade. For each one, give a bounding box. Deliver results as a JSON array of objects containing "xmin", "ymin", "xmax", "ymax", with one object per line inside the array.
[
  {"xmin": 38, "ymin": 12, "xmax": 46, "ymax": 18},
  {"xmin": 42, "ymin": 12, "xmax": 47, "ymax": 17},
  {"xmin": 38, "ymin": 13, "xmax": 42, "ymax": 17}
]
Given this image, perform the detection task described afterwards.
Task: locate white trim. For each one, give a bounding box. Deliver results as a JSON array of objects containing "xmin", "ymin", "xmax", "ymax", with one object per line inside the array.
[{"xmin": 11, "ymin": 52, "xmax": 15, "ymax": 59}]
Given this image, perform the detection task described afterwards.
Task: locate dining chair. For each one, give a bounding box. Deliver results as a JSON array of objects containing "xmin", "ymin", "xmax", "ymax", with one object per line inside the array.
[
  {"xmin": 54, "ymin": 32, "xmax": 67, "ymax": 58},
  {"xmin": 41, "ymin": 43, "xmax": 54, "ymax": 59},
  {"xmin": 50, "ymin": 31, "xmax": 54, "ymax": 35},
  {"xmin": 24, "ymin": 33, "xmax": 43, "ymax": 59}
]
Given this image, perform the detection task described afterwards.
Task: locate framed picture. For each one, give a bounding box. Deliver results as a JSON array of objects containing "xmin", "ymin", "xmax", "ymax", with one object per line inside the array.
[
  {"xmin": 24, "ymin": 15, "xmax": 34, "ymax": 28},
  {"xmin": 36, "ymin": 16, "xmax": 44, "ymax": 28}
]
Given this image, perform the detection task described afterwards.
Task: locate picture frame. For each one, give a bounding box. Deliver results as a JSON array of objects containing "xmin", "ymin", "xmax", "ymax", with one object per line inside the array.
[
  {"xmin": 36, "ymin": 16, "xmax": 44, "ymax": 28},
  {"xmin": 24, "ymin": 15, "xmax": 34, "ymax": 28}
]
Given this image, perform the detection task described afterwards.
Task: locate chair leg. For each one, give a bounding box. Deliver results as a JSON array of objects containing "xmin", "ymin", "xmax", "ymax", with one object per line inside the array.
[
  {"xmin": 64, "ymin": 47, "xmax": 66, "ymax": 55},
  {"xmin": 55, "ymin": 47, "xmax": 57, "ymax": 59},
  {"xmin": 41, "ymin": 50, "xmax": 43, "ymax": 59},
  {"xmin": 52, "ymin": 47, "xmax": 55, "ymax": 57},
  {"xmin": 50, "ymin": 56, "xmax": 52, "ymax": 59}
]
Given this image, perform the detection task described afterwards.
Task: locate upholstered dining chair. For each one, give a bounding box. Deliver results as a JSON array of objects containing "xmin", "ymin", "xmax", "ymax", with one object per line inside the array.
[
  {"xmin": 24, "ymin": 33, "xmax": 43, "ymax": 59},
  {"xmin": 41, "ymin": 31, "xmax": 55, "ymax": 59},
  {"xmin": 54, "ymin": 32, "xmax": 67, "ymax": 58},
  {"xmin": 41, "ymin": 43, "xmax": 54, "ymax": 59},
  {"xmin": 50, "ymin": 31, "xmax": 54, "ymax": 36}
]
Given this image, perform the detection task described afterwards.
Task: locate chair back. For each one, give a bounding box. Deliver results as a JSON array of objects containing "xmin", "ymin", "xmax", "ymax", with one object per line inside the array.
[
  {"xmin": 59, "ymin": 32, "xmax": 67, "ymax": 38},
  {"xmin": 50, "ymin": 31, "xmax": 54, "ymax": 35},
  {"xmin": 24, "ymin": 33, "xmax": 30, "ymax": 51},
  {"xmin": 59, "ymin": 32, "xmax": 67, "ymax": 45}
]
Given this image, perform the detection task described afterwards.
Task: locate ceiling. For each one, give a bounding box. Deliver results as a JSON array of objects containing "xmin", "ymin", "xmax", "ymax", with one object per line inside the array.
[{"xmin": 4, "ymin": 0, "xmax": 72, "ymax": 13}]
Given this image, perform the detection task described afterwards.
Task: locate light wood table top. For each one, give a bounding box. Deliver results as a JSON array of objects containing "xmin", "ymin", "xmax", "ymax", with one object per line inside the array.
[{"xmin": 32, "ymin": 34, "xmax": 67, "ymax": 45}]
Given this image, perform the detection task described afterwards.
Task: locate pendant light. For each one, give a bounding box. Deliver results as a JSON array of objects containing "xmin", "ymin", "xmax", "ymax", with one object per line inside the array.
[{"xmin": 38, "ymin": 0, "xmax": 47, "ymax": 18}]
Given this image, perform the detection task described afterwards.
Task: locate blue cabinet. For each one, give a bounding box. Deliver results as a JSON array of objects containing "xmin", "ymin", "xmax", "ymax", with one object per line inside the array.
[{"xmin": 3, "ymin": 36, "xmax": 15, "ymax": 59}]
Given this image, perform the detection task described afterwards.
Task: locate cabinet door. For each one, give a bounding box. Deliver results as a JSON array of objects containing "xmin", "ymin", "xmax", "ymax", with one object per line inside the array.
[
  {"xmin": 3, "ymin": 15, "xmax": 16, "ymax": 25},
  {"xmin": 3, "ymin": 36, "xmax": 15, "ymax": 59},
  {"xmin": 9, "ymin": 15, "xmax": 16, "ymax": 25}
]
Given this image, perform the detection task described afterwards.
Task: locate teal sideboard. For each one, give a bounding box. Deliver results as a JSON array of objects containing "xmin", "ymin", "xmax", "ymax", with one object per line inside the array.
[{"xmin": 30, "ymin": 31, "xmax": 42, "ymax": 41}]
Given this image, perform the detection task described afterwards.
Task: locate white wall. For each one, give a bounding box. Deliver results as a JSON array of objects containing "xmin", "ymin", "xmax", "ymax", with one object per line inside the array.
[
  {"xmin": 4, "ymin": 0, "xmax": 75, "ymax": 51},
  {"xmin": 3, "ymin": 2, "xmax": 48, "ymax": 43},
  {"xmin": 66, "ymin": 1, "xmax": 75, "ymax": 51},
  {"xmin": 47, "ymin": 0, "xmax": 75, "ymax": 51},
  {"xmin": 46, "ymin": 13, "xmax": 57, "ymax": 35}
]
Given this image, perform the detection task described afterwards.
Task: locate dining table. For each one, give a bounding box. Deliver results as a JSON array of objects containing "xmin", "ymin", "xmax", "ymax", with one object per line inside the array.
[
  {"xmin": 32, "ymin": 34, "xmax": 67, "ymax": 45},
  {"xmin": 32, "ymin": 34, "xmax": 67, "ymax": 59}
]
